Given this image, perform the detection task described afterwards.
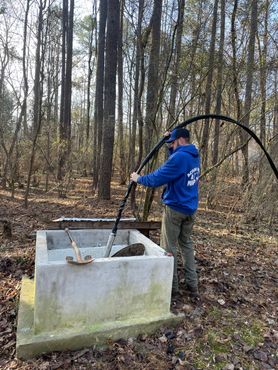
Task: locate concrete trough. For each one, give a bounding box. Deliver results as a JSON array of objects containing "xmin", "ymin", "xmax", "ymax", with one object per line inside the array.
[{"xmin": 16, "ymin": 229, "xmax": 184, "ymax": 359}]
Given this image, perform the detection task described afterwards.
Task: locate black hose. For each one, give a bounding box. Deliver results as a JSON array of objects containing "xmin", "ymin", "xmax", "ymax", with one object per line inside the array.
[
  {"xmin": 111, "ymin": 136, "xmax": 166, "ymax": 234},
  {"xmin": 111, "ymin": 114, "xmax": 278, "ymax": 236},
  {"xmin": 176, "ymin": 114, "xmax": 278, "ymax": 179}
]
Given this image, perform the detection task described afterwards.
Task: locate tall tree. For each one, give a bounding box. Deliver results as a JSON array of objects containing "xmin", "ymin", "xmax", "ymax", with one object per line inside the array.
[
  {"xmin": 231, "ymin": 0, "xmax": 241, "ymax": 120},
  {"xmin": 98, "ymin": 0, "xmax": 120, "ymax": 199},
  {"xmin": 200, "ymin": 0, "xmax": 219, "ymax": 171},
  {"xmin": 241, "ymin": 0, "xmax": 258, "ymax": 184},
  {"xmin": 274, "ymin": 71, "xmax": 278, "ymax": 136},
  {"xmin": 57, "ymin": 0, "xmax": 75, "ymax": 193},
  {"xmin": 141, "ymin": 0, "xmax": 163, "ymax": 220},
  {"xmin": 212, "ymin": 0, "xmax": 225, "ymax": 166},
  {"xmin": 117, "ymin": 0, "xmax": 125, "ymax": 184},
  {"xmin": 258, "ymin": 0, "xmax": 269, "ymax": 147},
  {"xmin": 1, "ymin": 0, "xmax": 30, "ymax": 193},
  {"xmin": 93, "ymin": 0, "xmax": 107, "ymax": 188},
  {"xmin": 167, "ymin": 0, "xmax": 185, "ymax": 126},
  {"xmin": 84, "ymin": 5, "xmax": 96, "ymax": 176},
  {"xmin": 144, "ymin": 0, "xmax": 163, "ymax": 155},
  {"xmin": 24, "ymin": 0, "xmax": 46, "ymax": 207},
  {"xmin": 129, "ymin": 0, "xmax": 144, "ymax": 173}
]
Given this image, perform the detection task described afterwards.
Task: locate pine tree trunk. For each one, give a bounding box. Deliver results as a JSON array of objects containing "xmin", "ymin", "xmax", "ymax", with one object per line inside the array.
[
  {"xmin": 142, "ymin": 0, "xmax": 162, "ymax": 220},
  {"xmin": 241, "ymin": 0, "xmax": 257, "ymax": 185},
  {"xmin": 24, "ymin": 0, "xmax": 45, "ymax": 207},
  {"xmin": 231, "ymin": 0, "xmax": 241, "ymax": 120},
  {"xmin": 84, "ymin": 6, "xmax": 95, "ymax": 176},
  {"xmin": 129, "ymin": 0, "xmax": 144, "ymax": 172},
  {"xmin": 200, "ymin": 0, "xmax": 218, "ymax": 171},
  {"xmin": 258, "ymin": 0, "xmax": 269, "ymax": 147},
  {"xmin": 212, "ymin": 0, "xmax": 225, "ymax": 166},
  {"xmin": 93, "ymin": 0, "xmax": 107, "ymax": 189},
  {"xmin": 144, "ymin": 0, "xmax": 162, "ymax": 155},
  {"xmin": 167, "ymin": 0, "xmax": 185, "ymax": 126},
  {"xmin": 98, "ymin": 0, "xmax": 119, "ymax": 200},
  {"xmin": 118, "ymin": 0, "xmax": 126, "ymax": 185}
]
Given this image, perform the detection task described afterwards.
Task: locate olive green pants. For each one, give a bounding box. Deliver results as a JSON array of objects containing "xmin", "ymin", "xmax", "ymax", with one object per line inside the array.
[{"xmin": 160, "ymin": 205, "xmax": 198, "ymax": 292}]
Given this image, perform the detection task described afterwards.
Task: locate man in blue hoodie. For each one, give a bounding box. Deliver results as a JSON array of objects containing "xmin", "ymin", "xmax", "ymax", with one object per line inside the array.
[{"xmin": 130, "ymin": 128, "xmax": 200, "ymax": 298}]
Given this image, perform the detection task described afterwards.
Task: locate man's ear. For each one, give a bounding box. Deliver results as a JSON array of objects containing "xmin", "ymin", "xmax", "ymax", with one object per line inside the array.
[{"xmin": 179, "ymin": 137, "xmax": 187, "ymax": 144}]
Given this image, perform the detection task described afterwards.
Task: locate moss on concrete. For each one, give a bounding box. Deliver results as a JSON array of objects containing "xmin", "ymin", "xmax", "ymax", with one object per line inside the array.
[{"xmin": 17, "ymin": 277, "xmax": 184, "ymax": 359}]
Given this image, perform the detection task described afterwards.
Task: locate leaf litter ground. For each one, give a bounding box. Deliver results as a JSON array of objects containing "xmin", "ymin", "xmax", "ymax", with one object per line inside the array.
[{"xmin": 0, "ymin": 178, "xmax": 277, "ymax": 369}]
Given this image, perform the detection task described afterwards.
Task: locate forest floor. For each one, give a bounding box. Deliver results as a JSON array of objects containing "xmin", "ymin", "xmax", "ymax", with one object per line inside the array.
[{"xmin": 0, "ymin": 177, "xmax": 277, "ymax": 370}]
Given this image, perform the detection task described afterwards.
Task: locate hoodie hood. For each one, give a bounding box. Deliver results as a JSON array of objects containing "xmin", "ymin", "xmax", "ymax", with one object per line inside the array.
[{"xmin": 172, "ymin": 144, "xmax": 199, "ymax": 157}]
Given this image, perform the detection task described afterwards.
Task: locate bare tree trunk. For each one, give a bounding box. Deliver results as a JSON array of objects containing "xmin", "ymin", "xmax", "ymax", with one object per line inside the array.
[
  {"xmin": 64, "ymin": 0, "xmax": 74, "ymax": 164},
  {"xmin": 93, "ymin": 0, "xmax": 107, "ymax": 189},
  {"xmin": 130, "ymin": 0, "xmax": 146, "ymax": 212},
  {"xmin": 212, "ymin": 0, "xmax": 225, "ymax": 166},
  {"xmin": 200, "ymin": 0, "xmax": 218, "ymax": 171},
  {"xmin": 84, "ymin": 4, "xmax": 96, "ymax": 176},
  {"xmin": 274, "ymin": 70, "xmax": 278, "ymax": 136},
  {"xmin": 258, "ymin": 0, "xmax": 269, "ymax": 147},
  {"xmin": 24, "ymin": 0, "xmax": 45, "ymax": 207},
  {"xmin": 167, "ymin": 0, "xmax": 185, "ymax": 126},
  {"xmin": 241, "ymin": 0, "xmax": 258, "ymax": 185},
  {"xmin": 45, "ymin": 3, "xmax": 55, "ymax": 192},
  {"xmin": 98, "ymin": 0, "xmax": 119, "ymax": 200},
  {"xmin": 0, "ymin": 3, "xmax": 26, "ymax": 190},
  {"xmin": 57, "ymin": 0, "xmax": 67, "ymax": 183},
  {"xmin": 136, "ymin": 23, "xmax": 150, "ymax": 170},
  {"xmin": 189, "ymin": 0, "xmax": 205, "ymax": 117},
  {"xmin": 142, "ymin": 0, "xmax": 162, "ymax": 221},
  {"xmin": 57, "ymin": 0, "xmax": 74, "ymax": 196},
  {"xmin": 118, "ymin": 0, "xmax": 125, "ymax": 185},
  {"xmin": 231, "ymin": 0, "xmax": 241, "ymax": 120},
  {"xmin": 144, "ymin": 0, "xmax": 162, "ymax": 155},
  {"xmin": 129, "ymin": 0, "xmax": 144, "ymax": 173}
]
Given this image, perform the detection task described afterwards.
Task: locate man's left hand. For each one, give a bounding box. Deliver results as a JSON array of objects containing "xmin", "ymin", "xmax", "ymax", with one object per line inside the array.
[{"xmin": 130, "ymin": 172, "xmax": 140, "ymax": 183}]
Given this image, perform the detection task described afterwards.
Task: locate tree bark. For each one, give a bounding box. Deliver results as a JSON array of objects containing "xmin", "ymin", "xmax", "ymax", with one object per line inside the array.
[
  {"xmin": 84, "ymin": 5, "xmax": 96, "ymax": 176},
  {"xmin": 129, "ymin": 0, "xmax": 144, "ymax": 172},
  {"xmin": 231, "ymin": 0, "xmax": 241, "ymax": 120},
  {"xmin": 118, "ymin": 0, "xmax": 125, "ymax": 185},
  {"xmin": 212, "ymin": 0, "xmax": 225, "ymax": 166},
  {"xmin": 57, "ymin": 0, "xmax": 74, "ymax": 195},
  {"xmin": 200, "ymin": 0, "xmax": 218, "ymax": 171},
  {"xmin": 144, "ymin": 0, "xmax": 162, "ymax": 155},
  {"xmin": 167, "ymin": 0, "xmax": 185, "ymax": 126},
  {"xmin": 274, "ymin": 70, "xmax": 278, "ymax": 136},
  {"xmin": 241, "ymin": 0, "xmax": 258, "ymax": 185},
  {"xmin": 98, "ymin": 0, "xmax": 119, "ymax": 200},
  {"xmin": 24, "ymin": 0, "xmax": 45, "ymax": 207},
  {"xmin": 258, "ymin": 0, "xmax": 269, "ymax": 147},
  {"xmin": 93, "ymin": 0, "xmax": 107, "ymax": 189},
  {"xmin": 142, "ymin": 0, "xmax": 162, "ymax": 221}
]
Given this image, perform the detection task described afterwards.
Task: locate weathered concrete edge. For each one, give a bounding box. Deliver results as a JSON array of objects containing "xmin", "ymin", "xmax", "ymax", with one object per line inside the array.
[{"xmin": 17, "ymin": 277, "xmax": 184, "ymax": 360}]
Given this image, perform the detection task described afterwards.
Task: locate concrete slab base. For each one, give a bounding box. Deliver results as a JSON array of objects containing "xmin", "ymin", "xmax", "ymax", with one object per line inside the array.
[{"xmin": 17, "ymin": 277, "xmax": 184, "ymax": 359}]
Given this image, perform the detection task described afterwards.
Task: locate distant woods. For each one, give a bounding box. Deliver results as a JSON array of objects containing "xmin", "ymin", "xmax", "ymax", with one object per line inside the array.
[{"xmin": 0, "ymin": 0, "xmax": 277, "ymax": 218}]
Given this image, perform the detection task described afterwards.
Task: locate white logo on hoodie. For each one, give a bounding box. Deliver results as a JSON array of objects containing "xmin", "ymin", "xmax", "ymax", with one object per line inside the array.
[{"xmin": 186, "ymin": 167, "xmax": 200, "ymax": 186}]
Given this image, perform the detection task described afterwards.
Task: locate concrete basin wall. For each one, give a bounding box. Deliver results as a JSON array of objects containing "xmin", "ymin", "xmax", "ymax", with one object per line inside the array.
[{"xmin": 34, "ymin": 229, "xmax": 173, "ymax": 333}]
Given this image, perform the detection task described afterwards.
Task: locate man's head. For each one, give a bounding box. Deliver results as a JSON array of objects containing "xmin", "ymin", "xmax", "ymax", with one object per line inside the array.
[{"xmin": 165, "ymin": 128, "xmax": 190, "ymax": 150}]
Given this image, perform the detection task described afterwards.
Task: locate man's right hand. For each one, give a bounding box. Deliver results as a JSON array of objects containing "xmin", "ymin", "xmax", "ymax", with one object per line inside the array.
[{"xmin": 130, "ymin": 172, "xmax": 140, "ymax": 183}]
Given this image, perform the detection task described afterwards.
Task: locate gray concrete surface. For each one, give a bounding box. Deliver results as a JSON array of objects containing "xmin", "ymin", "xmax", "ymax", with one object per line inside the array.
[{"xmin": 16, "ymin": 229, "xmax": 179, "ymax": 359}]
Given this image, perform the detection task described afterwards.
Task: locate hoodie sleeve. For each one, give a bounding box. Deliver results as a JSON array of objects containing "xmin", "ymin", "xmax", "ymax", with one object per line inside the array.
[{"xmin": 137, "ymin": 152, "xmax": 185, "ymax": 187}]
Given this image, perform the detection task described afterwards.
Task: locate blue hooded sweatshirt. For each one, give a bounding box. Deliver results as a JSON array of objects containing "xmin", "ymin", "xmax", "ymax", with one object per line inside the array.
[{"xmin": 137, "ymin": 144, "xmax": 200, "ymax": 215}]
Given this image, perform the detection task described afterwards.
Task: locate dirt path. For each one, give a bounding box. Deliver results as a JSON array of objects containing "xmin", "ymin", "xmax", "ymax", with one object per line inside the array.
[{"xmin": 0, "ymin": 179, "xmax": 277, "ymax": 369}]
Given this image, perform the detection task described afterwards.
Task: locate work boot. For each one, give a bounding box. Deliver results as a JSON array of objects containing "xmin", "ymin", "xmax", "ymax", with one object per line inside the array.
[{"xmin": 186, "ymin": 285, "xmax": 200, "ymax": 299}]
